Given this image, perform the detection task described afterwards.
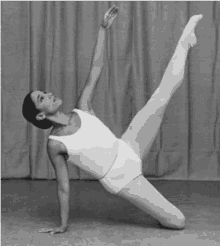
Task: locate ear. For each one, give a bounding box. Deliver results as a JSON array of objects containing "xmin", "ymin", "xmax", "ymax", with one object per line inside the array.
[{"xmin": 36, "ymin": 112, "xmax": 46, "ymax": 121}]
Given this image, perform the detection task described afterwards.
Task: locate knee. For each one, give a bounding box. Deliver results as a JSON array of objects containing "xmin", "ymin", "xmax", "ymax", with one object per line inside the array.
[
  {"xmin": 160, "ymin": 210, "xmax": 185, "ymax": 230},
  {"xmin": 173, "ymin": 212, "xmax": 185, "ymax": 229},
  {"xmin": 169, "ymin": 211, "xmax": 186, "ymax": 229}
]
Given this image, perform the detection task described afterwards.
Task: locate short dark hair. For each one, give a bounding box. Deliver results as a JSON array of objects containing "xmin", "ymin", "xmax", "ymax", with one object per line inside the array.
[{"xmin": 22, "ymin": 91, "xmax": 53, "ymax": 129}]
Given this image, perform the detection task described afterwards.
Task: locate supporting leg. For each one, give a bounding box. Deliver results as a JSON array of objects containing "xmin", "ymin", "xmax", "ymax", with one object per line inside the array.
[
  {"xmin": 118, "ymin": 175, "xmax": 185, "ymax": 229},
  {"xmin": 121, "ymin": 15, "xmax": 203, "ymax": 160}
]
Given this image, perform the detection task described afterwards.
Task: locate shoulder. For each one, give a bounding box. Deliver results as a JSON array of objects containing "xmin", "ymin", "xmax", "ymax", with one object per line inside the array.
[
  {"xmin": 47, "ymin": 139, "xmax": 68, "ymax": 159},
  {"xmin": 47, "ymin": 140, "xmax": 69, "ymax": 168},
  {"xmin": 74, "ymin": 106, "xmax": 96, "ymax": 117},
  {"xmin": 47, "ymin": 138, "xmax": 60, "ymax": 151}
]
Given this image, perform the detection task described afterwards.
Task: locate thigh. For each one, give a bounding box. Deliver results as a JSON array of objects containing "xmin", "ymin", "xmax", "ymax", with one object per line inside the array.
[
  {"xmin": 100, "ymin": 139, "xmax": 142, "ymax": 195},
  {"xmin": 121, "ymin": 88, "xmax": 170, "ymax": 160},
  {"xmin": 118, "ymin": 175, "xmax": 185, "ymax": 227}
]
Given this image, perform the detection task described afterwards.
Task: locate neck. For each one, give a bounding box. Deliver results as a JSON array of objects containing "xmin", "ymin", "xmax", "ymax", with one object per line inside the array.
[{"xmin": 46, "ymin": 111, "xmax": 71, "ymax": 127}]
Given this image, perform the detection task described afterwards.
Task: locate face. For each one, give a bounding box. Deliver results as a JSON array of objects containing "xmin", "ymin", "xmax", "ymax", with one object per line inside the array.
[{"xmin": 31, "ymin": 90, "xmax": 62, "ymax": 118}]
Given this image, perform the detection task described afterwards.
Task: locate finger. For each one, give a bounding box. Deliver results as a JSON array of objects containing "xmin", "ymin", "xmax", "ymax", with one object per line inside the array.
[
  {"xmin": 38, "ymin": 228, "xmax": 47, "ymax": 232},
  {"xmin": 108, "ymin": 9, "xmax": 118, "ymax": 20},
  {"xmin": 111, "ymin": 11, "xmax": 118, "ymax": 19},
  {"xmin": 109, "ymin": 14, "xmax": 117, "ymax": 23},
  {"xmin": 39, "ymin": 229, "xmax": 51, "ymax": 233},
  {"xmin": 112, "ymin": 6, "xmax": 118, "ymax": 13},
  {"xmin": 50, "ymin": 230, "xmax": 61, "ymax": 235},
  {"xmin": 108, "ymin": 6, "xmax": 116, "ymax": 15},
  {"xmin": 114, "ymin": 8, "xmax": 119, "ymax": 15},
  {"xmin": 104, "ymin": 6, "xmax": 118, "ymax": 22},
  {"xmin": 50, "ymin": 230, "xmax": 60, "ymax": 235},
  {"xmin": 109, "ymin": 5, "xmax": 116, "ymax": 12},
  {"xmin": 112, "ymin": 6, "xmax": 119, "ymax": 13},
  {"xmin": 106, "ymin": 7, "xmax": 114, "ymax": 16},
  {"xmin": 110, "ymin": 6, "xmax": 118, "ymax": 16},
  {"xmin": 39, "ymin": 230, "xmax": 51, "ymax": 233},
  {"xmin": 110, "ymin": 8, "xmax": 119, "ymax": 18},
  {"xmin": 110, "ymin": 8, "xmax": 115, "ymax": 16}
]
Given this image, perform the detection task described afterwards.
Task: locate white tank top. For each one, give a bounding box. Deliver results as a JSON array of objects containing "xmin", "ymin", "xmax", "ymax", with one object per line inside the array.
[{"xmin": 48, "ymin": 109, "xmax": 119, "ymax": 179}]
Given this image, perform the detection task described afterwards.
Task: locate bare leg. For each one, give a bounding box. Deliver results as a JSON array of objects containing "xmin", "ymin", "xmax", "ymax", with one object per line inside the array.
[
  {"xmin": 121, "ymin": 15, "xmax": 203, "ymax": 160},
  {"xmin": 118, "ymin": 15, "xmax": 203, "ymax": 230},
  {"xmin": 118, "ymin": 175, "xmax": 185, "ymax": 229}
]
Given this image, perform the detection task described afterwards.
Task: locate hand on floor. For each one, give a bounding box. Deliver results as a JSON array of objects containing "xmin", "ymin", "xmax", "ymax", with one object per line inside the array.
[{"xmin": 38, "ymin": 226, "xmax": 67, "ymax": 235}]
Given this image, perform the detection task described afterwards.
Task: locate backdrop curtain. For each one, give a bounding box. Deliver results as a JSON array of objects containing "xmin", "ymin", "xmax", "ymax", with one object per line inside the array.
[{"xmin": 2, "ymin": 1, "xmax": 220, "ymax": 180}]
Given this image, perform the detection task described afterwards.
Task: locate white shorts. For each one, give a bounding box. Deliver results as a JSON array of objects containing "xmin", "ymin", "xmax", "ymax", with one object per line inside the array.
[{"xmin": 100, "ymin": 138, "xmax": 142, "ymax": 194}]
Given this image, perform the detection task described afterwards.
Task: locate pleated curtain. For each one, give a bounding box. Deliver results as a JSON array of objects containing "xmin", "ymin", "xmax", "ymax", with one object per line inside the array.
[{"xmin": 2, "ymin": 1, "xmax": 220, "ymax": 180}]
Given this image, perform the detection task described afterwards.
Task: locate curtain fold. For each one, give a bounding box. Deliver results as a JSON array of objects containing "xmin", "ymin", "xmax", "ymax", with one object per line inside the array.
[{"xmin": 2, "ymin": 1, "xmax": 220, "ymax": 180}]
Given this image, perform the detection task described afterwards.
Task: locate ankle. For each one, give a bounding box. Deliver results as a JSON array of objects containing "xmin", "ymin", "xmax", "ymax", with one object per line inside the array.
[{"xmin": 177, "ymin": 40, "xmax": 190, "ymax": 51}]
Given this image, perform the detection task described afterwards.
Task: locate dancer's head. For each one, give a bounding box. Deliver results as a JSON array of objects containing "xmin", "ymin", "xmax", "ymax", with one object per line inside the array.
[{"xmin": 22, "ymin": 90, "xmax": 63, "ymax": 129}]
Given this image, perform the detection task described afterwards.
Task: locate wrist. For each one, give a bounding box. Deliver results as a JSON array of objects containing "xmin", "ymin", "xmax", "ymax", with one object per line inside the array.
[
  {"xmin": 100, "ymin": 21, "xmax": 107, "ymax": 29},
  {"xmin": 100, "ymin": 25, "xmax": 106, "ymax": 30},
  {"xmin": 61, "ymin": 225, "xmax": 68, "ymax": 231}
]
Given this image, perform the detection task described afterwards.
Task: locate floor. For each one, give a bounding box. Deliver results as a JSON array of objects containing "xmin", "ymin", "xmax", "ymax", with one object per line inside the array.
[{"xmin": 1, "ymin": 179, "xmax": 220, "ymax": 246}]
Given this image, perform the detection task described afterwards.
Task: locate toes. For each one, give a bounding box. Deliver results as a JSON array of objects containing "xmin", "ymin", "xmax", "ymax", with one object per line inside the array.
[
  {"xmin": 191, "ymin": 14, "xmax": 203, "ymax": 24},
  {"xmin": 196, "ymin": 14, "xmax": 203, "ymax": 20}
]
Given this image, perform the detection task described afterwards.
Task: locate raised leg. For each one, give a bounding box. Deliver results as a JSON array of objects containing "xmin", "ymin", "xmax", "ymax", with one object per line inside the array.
[
  {"xmin": 121, "ymin": 15, "xmax": 203, "ymax": 160},
  {"xmin": 118, "ymin": 175, "xmax": 185, "ymax": 229}
]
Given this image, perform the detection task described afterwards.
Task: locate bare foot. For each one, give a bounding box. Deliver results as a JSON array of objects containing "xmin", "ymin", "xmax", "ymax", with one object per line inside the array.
[{"xmin": 180, "ymin": 14, "xmax": 203, "ymax": 47}]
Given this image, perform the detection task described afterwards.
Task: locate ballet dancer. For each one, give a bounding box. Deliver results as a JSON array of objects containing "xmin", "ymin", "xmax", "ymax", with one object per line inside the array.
[{"xmin": 22, "ymin": 7, "xmax": 203, "ymax": 234}]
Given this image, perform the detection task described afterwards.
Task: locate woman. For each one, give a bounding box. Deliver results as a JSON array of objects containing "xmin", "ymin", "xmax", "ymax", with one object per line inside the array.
[{"xmin": 22, "ymin": 7, "xmax": 203, "ymax": 234}]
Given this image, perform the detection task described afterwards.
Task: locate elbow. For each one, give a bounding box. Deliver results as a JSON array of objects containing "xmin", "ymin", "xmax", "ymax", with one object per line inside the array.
[{"xmin": 58, "ymin": 185, "xmax": 69, "ymax": 195}]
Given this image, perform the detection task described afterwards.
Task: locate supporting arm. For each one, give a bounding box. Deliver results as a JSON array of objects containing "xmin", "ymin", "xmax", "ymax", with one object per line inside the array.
[{"xmin": 38, "ymin": 141, "xmax": 70, "ymax": 235}]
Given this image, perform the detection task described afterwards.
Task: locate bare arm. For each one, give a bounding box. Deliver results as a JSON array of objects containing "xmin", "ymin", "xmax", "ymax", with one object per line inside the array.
[
  {"xmin": 76, "ymin": 5, "xmax": 119, "ymax": 115},
  {"xmin": 77, "ymin": 26, "xmax": 106, "ymax": 114},
  {"xmin": 38, "ymin": 141, "xmax": 70, "ymax": 234},
  {"xmin": 53, "ymin": 154, "xmax": 69, "ymax": 231}
]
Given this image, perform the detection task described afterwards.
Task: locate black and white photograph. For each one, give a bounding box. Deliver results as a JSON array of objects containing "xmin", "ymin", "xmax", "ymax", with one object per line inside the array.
[{"xmin": 1, "ymin": 1, "xmax": 220, "ymax": 245}]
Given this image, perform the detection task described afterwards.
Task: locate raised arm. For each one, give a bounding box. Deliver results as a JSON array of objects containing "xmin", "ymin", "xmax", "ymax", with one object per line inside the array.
[{"xmin": 77, "ymin": 5, "xmax": 119, "ymax": 115}]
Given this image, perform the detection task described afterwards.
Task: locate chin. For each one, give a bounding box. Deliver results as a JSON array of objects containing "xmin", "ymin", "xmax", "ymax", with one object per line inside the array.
[
  {"xmin": 58, "ymin": 99, "xmax": 63, "ymax": 108},
  {"xmin": 56, "ymin": 98, "xmax": 62, "ymax": 104},
  {"xmin": 53, "ymin": 99, "xmax": 62, "ymax": 110}
]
